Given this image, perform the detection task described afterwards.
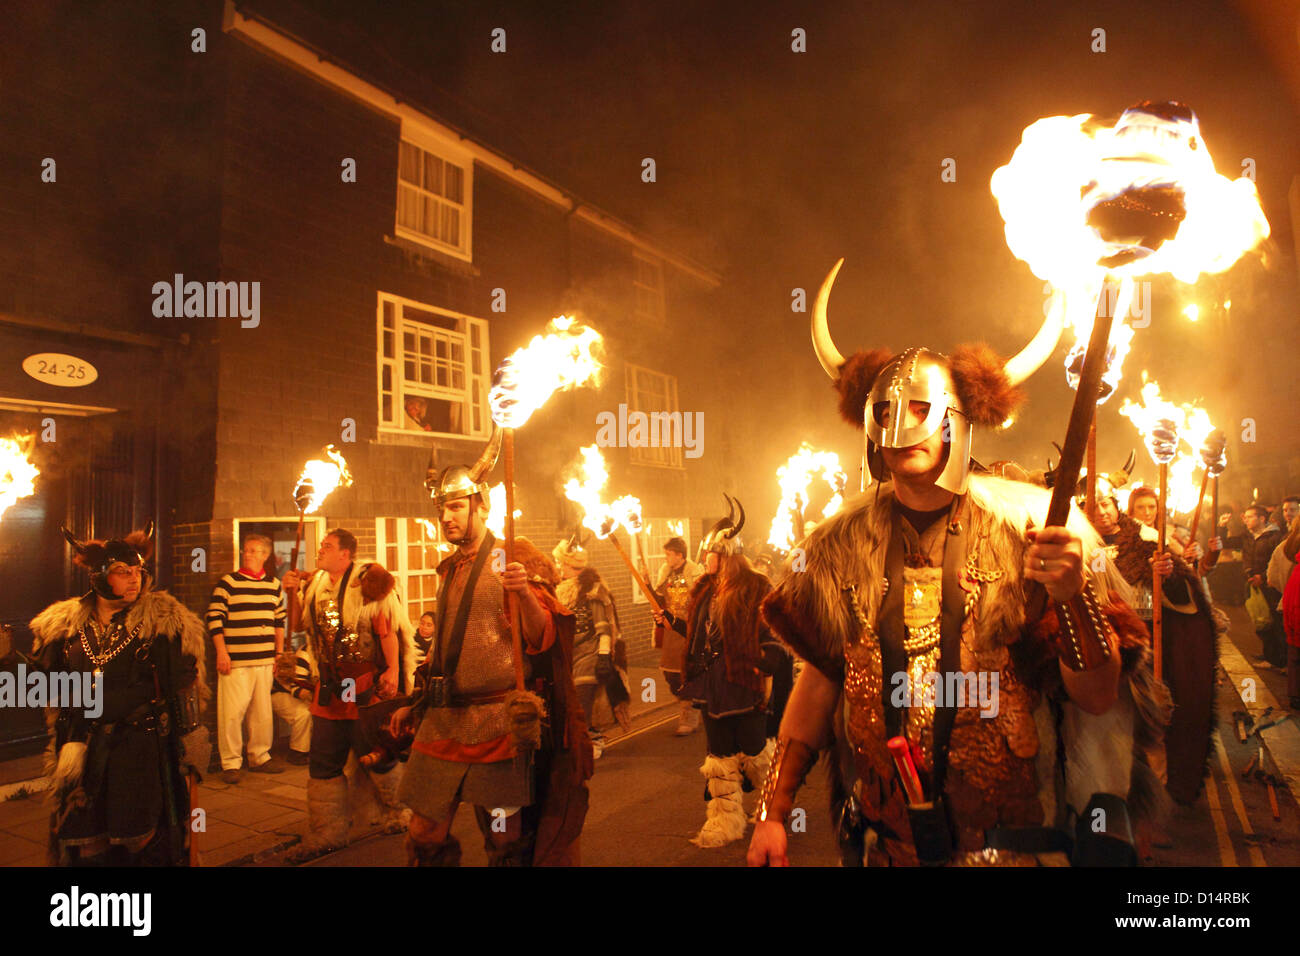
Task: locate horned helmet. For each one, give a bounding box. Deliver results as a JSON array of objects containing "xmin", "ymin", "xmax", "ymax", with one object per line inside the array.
[
  {"xmin": 697, "ymin": 494, "xmax": 745, "ymax": 565},
  {"xmin": 424, "ymin": 425, "xmax": 504, "ymax": 537},
  {"xmin": 811, "ymin": 259, "xmax": 1063, "ymax": 494},
  {"xmin": 553, "ymin": 526, "xmax": 593, "ymax": 571},
  {"xmin": 62, "ymin": 522, "xmax": 155, "ymax": 601},
  {"xmin": 1073, "ymin": 451, "xmax": 1137, "ymax": 510}
]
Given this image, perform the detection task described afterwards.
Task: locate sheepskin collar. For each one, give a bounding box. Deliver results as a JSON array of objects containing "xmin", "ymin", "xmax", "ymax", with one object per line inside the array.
[{"xmin": 29, "ymin": 589, "xmax": 210, "ymax": 704}]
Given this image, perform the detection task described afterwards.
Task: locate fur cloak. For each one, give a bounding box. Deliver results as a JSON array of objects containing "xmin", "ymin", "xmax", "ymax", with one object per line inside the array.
[
  {"xmin": 761, "ymin": 475, "xmax": 1171, "ymax": 862},
  {"xmin": 28, "ymin": 589, "xmax": 209, "ymax": 794}
]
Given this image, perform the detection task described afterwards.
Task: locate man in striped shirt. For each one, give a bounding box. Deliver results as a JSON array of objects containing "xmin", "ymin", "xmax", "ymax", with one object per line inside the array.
[{"xmin": 208, "ymin": 534, "xmax": 287, "ymax": 783}]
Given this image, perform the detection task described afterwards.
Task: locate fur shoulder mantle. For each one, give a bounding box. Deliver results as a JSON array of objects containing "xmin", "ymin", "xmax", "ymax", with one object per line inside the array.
[
  {"xmin": 762, "ymin": 474, "xmax": 1101, "ymax": 678},
  {"xmin": 29, "ymin": 589, "xmax": 209, "ymax": 702}
]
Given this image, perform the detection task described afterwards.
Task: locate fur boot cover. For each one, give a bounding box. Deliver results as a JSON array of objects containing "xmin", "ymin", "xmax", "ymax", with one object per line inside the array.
[
  {"xmin": 287, "ymin": 776, "xmax": 350, "ymax": 862},
  {"xmin": 741, "ymin": 739, "xmax": 776, "ymax": 822},
  {"xmin": 692, "ymin": 754, "xmax": 747, "ymax": 847},
  {"xmin": 350, "ymin": 760, "xmax": 410, "ymax": 834}
]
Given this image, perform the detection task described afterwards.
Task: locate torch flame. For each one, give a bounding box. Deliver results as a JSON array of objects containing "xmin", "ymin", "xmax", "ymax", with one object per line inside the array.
[
  {"xmin": 485, "ymin": 482, "xmax": 522, "ymax": 539},
  {"xmin": 993, "ymin": 106, "xmax": 1269, "ymax": 402},
  {"xmin": 0, "ymin": 434, "xmax": 39, "ymax": 522},
  {"xmin": 1119, "ymin": 380, "xmax": 1225, "ymax": 517},
  {"xmin": 489, "ymin": 316, "xmax": 604, "ymax": 429},
  {"xmin": 767, "ymin": 443, "xmax": 847, "ymax": 553},
  {"xmin": 563, "ymin": 445, "xmax": 618, "ymax": 539},
  {"xmin": 294, "ymin": 445, "xmax": 353, "ymax": 514},
  {"xmin": 612, "ymin": 495, "xmax": 643, "ymax": 535}
]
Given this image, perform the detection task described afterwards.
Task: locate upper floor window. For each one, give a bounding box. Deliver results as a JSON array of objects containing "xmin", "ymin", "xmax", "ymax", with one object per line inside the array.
[
  {"xmin": 633, "ymin": 252, "xmax": 665, "ymax": 325},
  {"xmin": 378, "ymin": 292, "xmax": 490, "ymax": 439},
  {"xmin": 396, "ymin": 137, "xmax": 471, "ymax": 259},
  {"xmin": 625, "ymin": 362, "xmax": 684, "ymax": 469}
]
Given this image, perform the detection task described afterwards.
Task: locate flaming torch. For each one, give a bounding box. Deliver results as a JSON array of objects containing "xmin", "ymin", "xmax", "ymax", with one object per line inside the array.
[
  {"xmin": 1120, "ymin": 382, "xmax": 1183, "ymax": 678},
  {"xmin": 562, "ymin": 446, "xmax": 663, "ymax": 614},
  {"xmin": 991, "ymin": 101, "xmax": 1269, "ymax": 533},
  {"xmin": 289, "ymin": 445, "xmax": 353, "ymax": 571},
  {"xmin": 0, "ymin": 434, "xmax": 39, "ymax": 524},
  {"xmin": 766, "ymin": 443, "xmax": 847, "ymax": 556},
  {"xmin": 1186, "ymin": 429, "xmax": 1227, "ymax": 548},
  {"xmin": 489, "ymin": 317, "xmax": 604, "ymax": 695}
]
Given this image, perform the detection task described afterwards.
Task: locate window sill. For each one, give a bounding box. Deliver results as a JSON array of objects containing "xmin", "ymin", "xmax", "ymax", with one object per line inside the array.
[
  {"xmin": 374, "ymin": 428, "xmax": 488, "ymax": 448},
  {"xmin": 385, "ymin": 234, "xmax": 478, "ymax": 276}
]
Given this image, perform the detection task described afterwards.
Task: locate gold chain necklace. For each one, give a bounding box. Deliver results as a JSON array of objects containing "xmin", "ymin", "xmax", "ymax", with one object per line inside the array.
[{"xmin": 81, "ymin": 618, "xmax": 144, "ymax": 674}]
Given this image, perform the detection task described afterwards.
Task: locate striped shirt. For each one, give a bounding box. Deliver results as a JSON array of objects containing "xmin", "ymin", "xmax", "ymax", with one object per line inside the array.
[
  {"xmin": 206, "ymin": 570, "xmax": 286, "ymax": 666},
  {"xmin": 273, "ymin": 647, "xmax": 314, "ymax": 701}
]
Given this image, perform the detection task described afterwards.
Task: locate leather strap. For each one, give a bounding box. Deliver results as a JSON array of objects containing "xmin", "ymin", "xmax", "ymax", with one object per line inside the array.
[{"xmin": 434, "ymin": 532, "xmax": 496, "ymax": 686}]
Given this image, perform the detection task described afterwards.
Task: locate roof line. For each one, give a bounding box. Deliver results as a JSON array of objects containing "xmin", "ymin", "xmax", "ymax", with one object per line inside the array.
[{"xmin": 223, "ymin": 2, "xmax": 721, "ymax": 287}]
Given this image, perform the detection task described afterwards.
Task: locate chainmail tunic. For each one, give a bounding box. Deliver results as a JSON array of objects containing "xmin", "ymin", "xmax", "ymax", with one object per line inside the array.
[{"xmin": 414, "ymin": 549, "xmax": 527, "ymax": 749}]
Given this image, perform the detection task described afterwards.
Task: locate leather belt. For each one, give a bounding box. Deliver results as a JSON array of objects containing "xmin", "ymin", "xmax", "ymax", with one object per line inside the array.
[{"xmin": 449, "ymin": 691, "xmax": 510, "ymax": 707}]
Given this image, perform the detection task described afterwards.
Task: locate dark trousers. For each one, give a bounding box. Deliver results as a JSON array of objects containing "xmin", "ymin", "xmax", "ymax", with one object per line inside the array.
[
  {"xmin": 1261, "ymin": 604, "xmax": 1287, "ymax": 668},
  {"xmin": 309, "ymin": 715, "xmax": 369, "ymax": 780},
  {"xmin": 703, "ymin": 711, "xmax": 767, "ymax": 758}
]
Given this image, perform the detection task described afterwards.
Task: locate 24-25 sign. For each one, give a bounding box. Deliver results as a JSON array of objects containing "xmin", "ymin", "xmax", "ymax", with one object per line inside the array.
[{"xmin": 22, "ymin": 353, "xmax": 98, "ymax": 387}]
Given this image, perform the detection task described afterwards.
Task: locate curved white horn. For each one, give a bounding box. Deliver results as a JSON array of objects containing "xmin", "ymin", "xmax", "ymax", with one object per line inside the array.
[
  {"xmin": 811, "ymin": 258, "xmax": 848, "ymax": 379},
  {"xmin": 1002, "ymin": 300, "xmax": 1065, "ymax": 386}
]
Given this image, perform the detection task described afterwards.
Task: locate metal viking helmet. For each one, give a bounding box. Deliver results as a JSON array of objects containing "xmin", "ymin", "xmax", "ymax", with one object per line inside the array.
[
  {"xmin": 1073, "ymin": 450, "xmax": 1137, "ymax": 510},
  {"xmin": 62, "ymin": 521, "xmax": 155, "ymax": 600},
  {"xmin": 697, "ymin": 494, "xmax": 745, "ymax": 564},
  {"xmin": 425, "ymin": 425, "xmax": 504, "ymax": 510},
  {"xmin": 811, "ymin": 259, "xmax": 1063, "ymax": 495}
]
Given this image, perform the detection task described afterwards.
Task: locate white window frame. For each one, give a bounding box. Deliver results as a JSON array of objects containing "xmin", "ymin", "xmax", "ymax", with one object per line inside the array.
[
  {"xmin": 232, "ymin": 516, "xmax": 325, "ymax": 576},
  {"xmin": 377, "ymin": 291, "xmax": 491, "ymax": 440},
  {"xmin": 376, "ymin": 516, "xmax": 450, "ymax": 625},
  {"xmin": 629, "ymin": 518, "xmax": 691, "ymax": 604},
  {"xmin": 633, "ymin": 251, "xmax": 665, "ymax": 325},
  {"xmin": 625, "ymin": 362, "xmax": 684, "ymax": 470},
  {"xmin": 394, "ymin": 122, "xmax": 474, "ymax": 261}
]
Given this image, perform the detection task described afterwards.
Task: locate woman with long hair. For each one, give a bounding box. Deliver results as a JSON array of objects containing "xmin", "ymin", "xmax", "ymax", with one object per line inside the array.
[{"xmin": 657, "ymin": 497, "xmax": 784, "ymax": 847}]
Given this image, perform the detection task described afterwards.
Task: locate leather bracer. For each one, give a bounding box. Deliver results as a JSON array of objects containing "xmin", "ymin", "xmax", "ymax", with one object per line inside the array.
[
  {"xmin": 755, "ymin": 737, "xmax": 817, "ymax": 825},
  {"xmin": 1054, "ymin": 578, "xmax": 1115, "ymax": 672}
]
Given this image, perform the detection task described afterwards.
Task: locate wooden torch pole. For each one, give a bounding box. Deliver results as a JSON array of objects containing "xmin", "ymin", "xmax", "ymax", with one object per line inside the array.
[
  {"xmin": 1153, "ymin": 461, "xmax": 1168, "ymax": 680},
  {"xmin": 502, "ymin": 428, "xmax": 525, "ymax": 690},
  {"xmin": 1086, "ymin": 418, "xmax": 1098, "ymax": 525}
]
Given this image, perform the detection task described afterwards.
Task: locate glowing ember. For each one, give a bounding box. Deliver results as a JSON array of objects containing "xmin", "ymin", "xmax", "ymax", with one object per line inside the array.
[
  {"xmin": 612, "ymin": 495, "xmax": 643, "ymax": 535},
  {"xmin": 485, "ymin": 482, "xmax": 521, "ymax": 539},
  {"xmin": 1119, "ymin": 381, "xmax": 1224, "ymax": 518},
  {"xmin": 992, "ymin": 103, "xmax": 1269, "ymax": 403},
  {"xmin": 489, "ymin": 316, "xmax": 604, "ymax": 429},
  {"xmin": 0, "ymin": 434, "xmax": 39, "ymax": 522},
  {"xmin": 767, "ymin": 443, "xmax": 847, "ymax": 553},
  {"xmin": 1182, "ymin": 303, "xmax": 1200, "ymax": 323},
  {"xmin": 563, "ymin": 445, "xmax": 618, "ymax": 538},
  {"xmin": 294, "ymin": 445, "xmax": 353, "ymax": 514},
  {"xmin": 1119, "ymin": 381, "xmax": 1183, "ymax": 465}
]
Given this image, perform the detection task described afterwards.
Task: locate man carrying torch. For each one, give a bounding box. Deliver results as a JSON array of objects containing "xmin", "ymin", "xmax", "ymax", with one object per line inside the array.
[
  {"xmin": 748, "ymin": 262, "xmax": 1166, "ymax": 866},
  {"xmin": 391, "ymin": 428, "xmax": 591, "ymax": 866}
]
